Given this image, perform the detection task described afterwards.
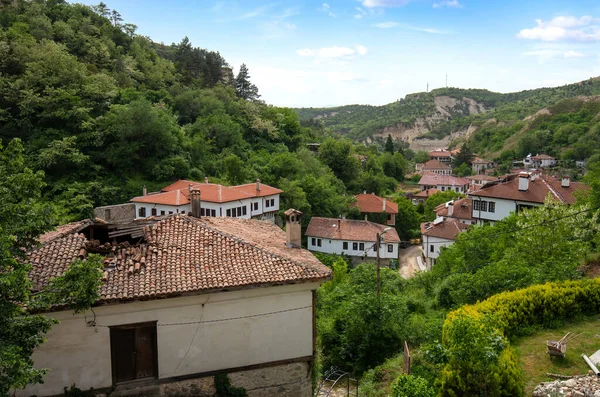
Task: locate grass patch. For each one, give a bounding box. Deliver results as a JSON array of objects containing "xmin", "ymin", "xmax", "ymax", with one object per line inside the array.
[{"xmin": 513, "ymin": 315, "xmax": 600, "ymax": 395}]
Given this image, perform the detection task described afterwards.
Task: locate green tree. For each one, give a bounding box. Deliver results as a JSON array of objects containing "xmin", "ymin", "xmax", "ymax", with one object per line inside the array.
[
  {"xmin": 385, "ymin": 134, "xmax": 394, "ymax": 154},
  {"xmin": 414, "ymin": 150, "xmax": 430, "ymax": 164},
  {"xmin": 423, "ymin": 191, "xmax": 464, "ymax": 221},
  {"xmin": 318, "ymin": 138, "xmax": 361, "ymax": 185},
  {"xmin": 235, "ymin": 63, "xmax": 260, "ymax": 101},
  {"xmin": 452, "ymin": 143, "xmax": 474, "ymax": 168},
  {"xmin": 391, "ymin": 374, "xmax": 435, "ymax": 397},
  {"xmin": 395, "ymin": 196, "xmax": 422, "ymax": 240}
]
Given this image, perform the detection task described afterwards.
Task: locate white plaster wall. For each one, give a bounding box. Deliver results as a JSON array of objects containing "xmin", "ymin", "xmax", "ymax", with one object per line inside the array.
[
  {"xmin": 134, "ymin": 203, "xmax": 190, "ymax": 218},
  {"xmin": 469, "ymin": 197, "xmax": 516, "ymax": 222},
  {"xmin": 16, "ymin": 283, "xmax": 319, "ymax": 397},
  {"xmin": 422, "ymin": 235, "xmax": 454, "ymax": 261},
  {"xmin": 306, "ymin": 237, "xmax": 398, "ymax": 259}
]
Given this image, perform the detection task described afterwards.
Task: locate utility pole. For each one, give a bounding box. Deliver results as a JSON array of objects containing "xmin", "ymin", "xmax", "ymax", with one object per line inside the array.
[
  {"xmin": 426, "ymin": 82, "xmax": 429, "ymax": 93},
  {"xmin": 376, "ymin": 232, "xmax": 381, "ymax": 303},
  {"xmin": 446, "ymin": 74, "xmax": 448, "ymax": 88}
]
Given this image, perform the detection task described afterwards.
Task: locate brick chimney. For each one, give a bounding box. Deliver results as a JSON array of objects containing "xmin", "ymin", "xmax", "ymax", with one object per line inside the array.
[
  {"xmin": 518, "ymin": 172, "xmax": 530, "ymax": 191},
  {"xmin": 561, "ymin": 176, "xmax": 570, "ymax": 188},
  {"xmin": 382, "ymin": 198, "xmax": 387, "ymax": 212},
  {"xmin": 447, "ymin": 201, "xmax": 454, "ymax": 217},
  {"xmin": 205, "ymin": 177, "xmax": 209, "ymax": 184},
  {"xmin": 256, "ymin": 178, "xmax": 261, "ymax": 192},
  {"xmin": 284, "ymin": 209, "xmax": 302, "ymax": 248},
  {"xmin": 142, "ymin": 185, "xmax": 147, "ymax": 196},
  {"xmin": 190, "ymin": 187, "xmax": 201, "ymax": 218}
]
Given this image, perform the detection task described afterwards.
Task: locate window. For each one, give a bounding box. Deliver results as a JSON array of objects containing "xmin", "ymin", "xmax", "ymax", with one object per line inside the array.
[
  {"xmin": 270, "ymin": 199, "xmax": 275, "ymax": 207},
  {"xmin": 265, "ymin": 200, "xmax": 270, "ymax": 208},
  {"xmin": 480, "ymin": 201, "xmax": 488, "ymax": 212},
  {"xmin": 253, "ymin": 202, "xmax": 258, "ymax": 211},
  {"xmin": 359, "ymin": 243, "xmax": 365, "ymax": 251},
  {"xmin": 373, "ymin": 243, "xmax": 378, "ymax": 252},
  {"xmin": 388, "ymin": 244, "xmax": 393, "ymax": 253},
  {"xmin": 353, "ymin": 242, "xmax": 358, "ymax": 251},
  {"xmin": 441, "ymin": 186, "xmax": 445, "ymax": 191},
  {"xmin": 226, "ymin": 209, "xmax": 232, "ymax": 217},
  {"xmin": 110, "ymin": 322, "xmax": 157, "ymax": 384},
  {"xmin": 151, "ymin": 208, "xmax": 157, "ymax": 216},
  {"xmin": 343, "ymin": 242, "xmax": 348, "ymax": 250},
  {"xmin": 201, "ymin": 208, "xmax": 205, "ymax": 216},
  {"xmin": 311, "ymin": 238, "xmax": 316, "ymax": 246},
  {"xmin": 138, "ymin": 207, "xmax": 146, "ymax": 217},
  {"xmin": 430, "ymin": 245, "xmax": 434, "ymax": 253},
  {"xmin": 317, "ymin": 239, "xmax": 322, "ymax": 247},
  {"xmin": 473, "ymin": 200, "xmax": 480, "ymax": 211},
  {"xmin": 387, "ymin": 214, "xmax": 392, "ymax": 221},
  {"xmin": 168, "ymin": 211, "xmax": 173, "ymax": 214},
  {"xmin": 211, "ymin": 209, "xmax": 216, "ymax": 217},
  {"xmin": 488, "ymin": 202, "xmax": 495, "ymax": 213},
  {"xmin": 160, "ymin": 210, "xmax": 165, "ymax": 216},
  {"xmin": 243, "ymin": 206, "xmax": 247, "ymax": 216}
]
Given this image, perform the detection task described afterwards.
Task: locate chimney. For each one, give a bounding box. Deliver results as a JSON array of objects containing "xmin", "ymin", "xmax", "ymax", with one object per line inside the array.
[
  {"xmin": 337, "ymin": 219, "xmax": 341, "ymax": 231},
  {"xmin": 561, "ymin": 176, "xmax": 570, "ymax": 188},
  {"xmin": 205, "ymin": 177, "xmax": 209, "ymax": 184},
  {"xmin": 256, "ymin": 178, "xmax": 261, "ymax": 192},
  {"xmin": 190, "ymin": 187, "xmax": 201, "ymax": 218},
  {"xmin": 447, "ymin": 201, "xmax": 454, "ymax": 217},
  {"xmin": 382, "ymin": 198, "xmax": 387, "ymax": 212},
  {"xmin": 518, "ymin": 172, "xmax": 530, "ymax": 191},
  {"xmin": 142, "ymin": 185, "xmax": 147, "ymax": 196},
  {"xmin": 284, "ymin": 209, "xmax": 302, "ymax": 248}
]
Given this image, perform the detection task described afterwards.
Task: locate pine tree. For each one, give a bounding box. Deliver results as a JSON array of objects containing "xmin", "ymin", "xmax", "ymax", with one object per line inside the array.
[
  {"xmin": 235, "ymin": 64, "xmax": 260, "ymax": 101},
  {"xmin": 385, "ymin": 134, "xmax": 394, "ymax": 154},
  {"xmin": 453, "ymin": 143, "xmax": 474, "ymax": 168}
]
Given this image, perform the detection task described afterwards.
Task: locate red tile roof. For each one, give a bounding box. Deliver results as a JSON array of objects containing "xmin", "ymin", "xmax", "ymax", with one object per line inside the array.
[
  {"xmin": 352, "ymin": 193, "xmax": 399, "ymax": 214},
  {"xmin": 421, "ymin": 218, "xmax": 469, "ymax": 240},
  {"xmin": 413, "ymin": 188, "xmax": 439, "ymax": 198},
  {"xmin": 306, "ymin": 217, "xmax": 400, "ymax": 243},
  {"xmin": 435, "ymin": 198, "xmax": 474, "ymax": 221},
  {"xmin": 422, "ymin": 160, "xmax": 451, "ymax": 170},
  {"xmin": 428, "ymin": 150, "xmax": 452, "ymax": 158},
  {"xmin": 472, "ymin": 157, "xmax": 494, "ymax": 164},
  {"xmin": 418, "ymin": 174, "xmax": 469, "ymax": 186},
  {"xmin": 465, "ymin": 175, "xmax": 498, "ymax": 182},
  {"xmin": 470, "ymin": 174, "xmax": 588, "ymax": 204},
  {"xmin": 532, "ymin": 154, "xmax": 555, "ymax": 160},
  {"xmin": 131, "ymin": 180, "xmax": 282, "ymax": 205},
  {"xmin": 28, "ymin": 216, "xmax": 331, "ymax": 304}
]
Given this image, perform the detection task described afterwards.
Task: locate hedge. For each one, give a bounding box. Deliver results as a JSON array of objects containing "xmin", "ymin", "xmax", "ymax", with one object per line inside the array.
[{"xmin": 437, "ymin": 279, "xmax": 600, "ymax": 397}]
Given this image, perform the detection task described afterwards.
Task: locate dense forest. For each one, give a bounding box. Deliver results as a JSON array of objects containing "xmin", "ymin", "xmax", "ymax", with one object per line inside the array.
[{"xmin": 0, "ymin": 0, "xmax": 413, "ymax": 226}]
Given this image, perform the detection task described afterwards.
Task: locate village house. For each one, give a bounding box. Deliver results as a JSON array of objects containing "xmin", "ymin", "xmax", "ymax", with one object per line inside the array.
[
  {"xmin": 421, "ymin": 159, "xmax": 452, "ymax": 175},
  {"xmin": 306, "ymin": 217, "xmax": 400, "ymax": 263},
  {"xmin": 469, "ymin": 173, "xmax": 588, "ymax": 225},
  {"xmin": 418, "ymin": 174, "xmax": 470, "ymax": 193},
  {"xmin": 434, "ymin": 197, "xmax": 476, "ymax": 225},
  {"xmin": 428, "ymin": 150, "xmax": 453, "ymax": 165},
  {"xmin": 352, "ymin": 193, "xmax": 398, "ymax": 226},
  {"xmin": 129, "ymin": 179, "xmax": 282, "ymax": 222},
  {"xmin": 411, "ymin": 188, "xmax": 439, "ymax": 205},
  {"xmin": 471, "ymin": 157, "xmax": 495, "ymax": 174},
  {"xmin": 17, "ymin": 207, "xmax": 330, "ymax": 397},
  {"xmin": 421, "ymin": 218, "xmax": 469, "ymax": 268},
  {"xmin": 524, "ymin": 154, "xmax": 557, "ymax": 169},
  {"xmin": 465, "ymin": 174, "xmax": 499, "ymax": 191}
]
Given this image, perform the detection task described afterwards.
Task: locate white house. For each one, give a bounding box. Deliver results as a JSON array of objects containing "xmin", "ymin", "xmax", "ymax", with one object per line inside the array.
[
  {"xmin": 465, "ymin": 175, "xmax": 499, "ymax": 191},
  {"xmin": 434, "ymin": 197, "xmax": 477, "ymax": 225},
  {"xmin": 412, "ymin": 188, "xmax": 439, "ymax": 205},
  {"xmin": 524, "ymin": 154, "xmax": 557, "ymax": 169},
  {"xmin": 305, "ymin": 217, "xmax": 400, "ymax": 262},
  {"xmin": 421, "ymin": 218, "xmax": 469, "ymax": 268},
  {"xmin": 130, "ymin": 179, "xmax": 281, "ymax": 222},
  {"xmin": 428, "ymin": 150, "xmax": 453, "ymax": 165},
  {"xmin": 471, "ymin": 157, "xmax": 495, "ymax": 174},
  {"xmin": 469, "ymin": 172, "xmax": 588, "ymax": 225},
  {"xmin": 418, "ymin": 174, "xmax": 470, "ymax": 193},
  {"xmin": 17, "ymin": 212, "xmax": 330, "ymax": 397},
  {"xmin": 421, "ymin": 160, "xmax": 452, "ymax": 175}
]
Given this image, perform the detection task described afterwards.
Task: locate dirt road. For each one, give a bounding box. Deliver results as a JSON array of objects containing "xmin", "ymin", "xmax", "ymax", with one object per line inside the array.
[{"xmin": 399, "ymin": 245, "xmax": 424, "ymax": 279}]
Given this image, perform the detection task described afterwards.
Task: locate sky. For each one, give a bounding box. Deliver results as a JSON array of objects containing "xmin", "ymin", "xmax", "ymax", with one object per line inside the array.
[{"xmin": 75, "ymin": 0, "xmax": 600, "ymax": 107}]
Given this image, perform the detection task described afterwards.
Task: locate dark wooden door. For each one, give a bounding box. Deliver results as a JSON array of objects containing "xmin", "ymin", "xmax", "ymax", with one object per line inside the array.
[{"xmin": 110, "ymin": 322, "xmax": 157, "ymax": 384}]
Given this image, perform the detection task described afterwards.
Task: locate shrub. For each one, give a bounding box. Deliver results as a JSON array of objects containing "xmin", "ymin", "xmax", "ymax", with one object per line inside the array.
[
  {"xmin": 214, "ymin": 373, "xmax": 247, "ymax": 397},
  {"xmin": 391, "ymin": 374, "xmax": 435, "ymax": 397}
]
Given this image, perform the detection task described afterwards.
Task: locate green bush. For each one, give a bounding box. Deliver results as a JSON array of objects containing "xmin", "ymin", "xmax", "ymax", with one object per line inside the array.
[
  {"xmin": 214, "ymin": 373, "xmax": 247, "ymax": 397},
  {"xmin": 437, "ymin": 279, "xmax": 600, "ymax": 396},
  {"xmin": 391, "ymin": 374, "xmax": 435, "ymax": 397}
]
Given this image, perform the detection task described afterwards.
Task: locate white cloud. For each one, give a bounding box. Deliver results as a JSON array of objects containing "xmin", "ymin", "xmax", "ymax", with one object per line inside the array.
[
  {"xmin": 564, "ymin": 50, "xmax": 585, "ymax": 58},
  {"xmin": 320, "ymin": 3, "xmax": 336, "ymax": 17},
  {"xmin": 375, "ymin": 21, "xmax": 399, "ymax": 28},
  {"xmin": 517, "ymin": 16, "xmax": 600, "ymax": 42},
  {"xmin": 433, "ymin": 0, "xmax": 462, "ymax": 8},
  {"xmin": 354, "ymin": 14, "xmax": 363, "ymax": 19},
  {"xmin": 522, "ymin": 49, "xmax": 587, "ymax": 62},
  {"xmin": 354, "ymin": 6, "xmax": 367, "ymax": 19},
  {"xmin": 296, "ymin": 45, "xmax": 368, "ymax": 59},
  {"xmin": 362, "ymin": 0, "xmax": 412, "ymax": 8},
  {"xmin": 327, "ymin": 71, "xmax": 365, "ymax": 82}
]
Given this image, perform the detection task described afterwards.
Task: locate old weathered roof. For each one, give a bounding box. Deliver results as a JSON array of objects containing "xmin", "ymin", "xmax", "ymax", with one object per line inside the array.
[
  {"xmin": 353, "ymin": 193, "xmax": 399, "ymax": 214},
  {"xmin": 465, "ymin": 175, "xmax": 498, "ymax": 182},
  {"xmin": 472, "ymin": 157, "xmax": 494, "ymax": 164},
  {"xmin": 306, "ymin": 217, "xmax": 401, "ymax": 243},
  {"xmin": 28, "ymin": 215, "xmax": 331, "ymax": 304},
  {"xmin": 421, "ymin": 218, "xmax": 469, "ymax": 240},
  {"xmin": 419, "ymin": 174, "xmax": 469, "ymax": 186},
  {"xmin": 422, "ymin": 160, "xmax": 451, "ymax": 170},
  {"xmin": 435, "ymin": 198, "xmax": 474, "ymax": 221},
  {"xmin": 532, "ymin": 154, "xmax": 555, "ymax": 160},
  {"xmin": 413, "ymin": 188, "xmax": 440, "ymax": 198},
  {"xmin": 428, "ymin": 150, "xmax": 452, "ymax": 158},
  {"xmin": 469, "ymin": 174, "xmax": 588, "ymax": 205},
  {"xmin": 131, "ymin": 180, "xmax": 282, "ymax": 205}
]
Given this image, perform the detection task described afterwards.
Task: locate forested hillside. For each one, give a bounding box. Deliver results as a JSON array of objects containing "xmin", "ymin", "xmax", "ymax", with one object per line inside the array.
[{"xmin": 0, "ymin": 0, "xmax": 411, "ymax": 225}]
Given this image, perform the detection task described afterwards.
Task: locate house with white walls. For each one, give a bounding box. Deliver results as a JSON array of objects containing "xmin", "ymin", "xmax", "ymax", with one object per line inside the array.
[
  {"xmin": 352, "ymin": 193, "xmax": 398, "ymax": 226},
  {"xmin": 130, "ymin": 179, "xmax": 282, "ymax": 222},
  {"xmin": 471, "ymin": 157, "xmax": 495, "ymax": 174},
  {"xmin": 469, "ymin": 172, "xmax": 588, "ymax": 225},
  {"xmin": 465, "ymin": 174, "xmax": 499, "ymax": 191},
  {"xmin": 305, "ymin": 217, "xmax": 400, "ymax": 263},
  {"xmin": 418, "ymin": 174, "xmax": 470, "ymax": 193},
  {"xmin": 17, "ymin": 209, "xmax": 330, "ymax": 397},
  {"xmin": 421, "ymin": 218, "xmax": 469, "ymax": 268},
  {"xmin": 428, "ymin": 150, "xmax": 453, "ymax": 165},
  {"xmin": 434, "ymin": 197, "xmax": 476, "ymax": 225},
  {"xmin": 523, "ymin": 154, "xmax": 557, "ymax": 169}
]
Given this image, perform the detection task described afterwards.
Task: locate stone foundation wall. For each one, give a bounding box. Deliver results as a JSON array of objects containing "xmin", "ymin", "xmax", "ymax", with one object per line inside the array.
[{"xmin": 160, "ymin": 361, "xmax": 312, "ymax": 397}]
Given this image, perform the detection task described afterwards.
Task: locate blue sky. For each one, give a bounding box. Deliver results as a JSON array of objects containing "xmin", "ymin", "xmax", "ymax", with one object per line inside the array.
[{"xmin": 75, "ymin": 0, "xmax": 600, "ymax": 107}]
